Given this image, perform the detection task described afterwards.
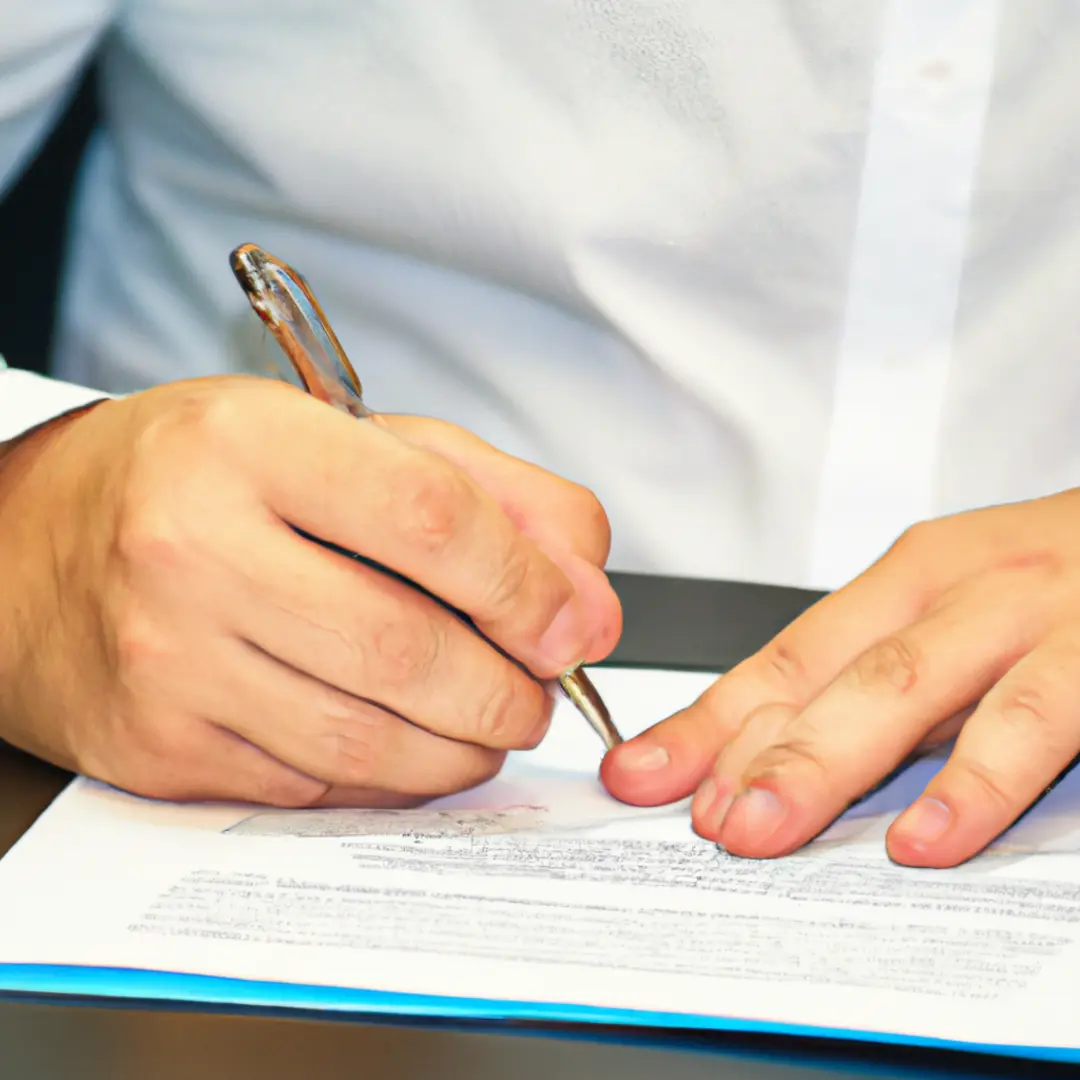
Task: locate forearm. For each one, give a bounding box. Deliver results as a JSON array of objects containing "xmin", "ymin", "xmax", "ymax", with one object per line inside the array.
[{"xmin": 0, "ymin": 368, "xmax": 109, "ymax": 761}]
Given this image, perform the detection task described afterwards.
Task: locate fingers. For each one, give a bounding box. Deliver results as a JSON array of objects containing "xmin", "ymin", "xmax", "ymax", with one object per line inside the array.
[
  {"xmin": 375, "ymin": 415, "xmax": 622, "ymax": 664},
  {"xmin": 201, "ymin": 637, "xmax": 506, "ymax": 797},
  {"xmin": 686, "ymin": 703, "xmax": 797, "ymax": 825},
  {"xmin": 238, "ymin": 390, "xmax": 605, "ymax": 678},
  {"xmin": 377, "ymin": 414, "xmax": 613, "ymax": 567},
  {"xmin": 91, "ymin": 712, "xmax": 331, "ymax": 808},
  {"xmin": 226, "ymin": 520, "xmax": 555, "ymax": 751},
  {"xmin": 603, "ymin": 551, "xmax": 927, "ymax": 806},
  {"xmin": 119, "ymin": 381, "xmax": 619, "ymax": 677},
  {"xmin": 913, "ymin": 707, "xmax": 973, "ymax": 753},
  {"xmin": 600, "ymin": 682, "xmax": 748, "ymax": 807},
  {"xmin": 888, "ymin": 632, "xmax": 1080, "ymax": 867},
  {"xmin": 700, "ymin": 570, "xmax": 1054, "ymax": 858},
  {"xmin": 553, "ymin": 552, "xmax": 623, "ymax": 665},
  {"xmin": 104, "ymin": 720, "xmax": 446, "ymax": 810}
]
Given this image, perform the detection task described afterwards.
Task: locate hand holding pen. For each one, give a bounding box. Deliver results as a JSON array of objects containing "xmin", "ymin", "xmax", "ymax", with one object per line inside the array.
[
  {"xmin": 230, "ymin": 242, "xmax": 624, "ymax": 753},
  {"xmin": 0, "ymin": 266, "xmax": 620, "ymax": 813}
]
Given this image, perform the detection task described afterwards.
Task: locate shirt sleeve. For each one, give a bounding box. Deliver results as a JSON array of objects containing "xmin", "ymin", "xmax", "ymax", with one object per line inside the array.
[
  {"xmin": 0, "ymin": 0, "xmax": 118, "ymax": 199},
  {"xmin": 0, "ymin": 360, "xmax": 112, "ymax": 441}
]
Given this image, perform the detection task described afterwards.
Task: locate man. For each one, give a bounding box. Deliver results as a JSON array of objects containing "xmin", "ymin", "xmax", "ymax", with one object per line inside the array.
[{"xmin": 4, "ymin": 2, "xmax": 1080, "ymax": 869}]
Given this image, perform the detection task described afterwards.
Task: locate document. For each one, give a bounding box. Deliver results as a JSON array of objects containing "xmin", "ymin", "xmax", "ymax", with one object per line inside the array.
[{"xmin": 1, "ymin": 666, "xmax": 1080, "ymax": 1063}]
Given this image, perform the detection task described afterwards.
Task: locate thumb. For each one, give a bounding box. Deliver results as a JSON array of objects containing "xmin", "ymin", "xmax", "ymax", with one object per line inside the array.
[
  {"xmin": 600, "ymin": 689, "xmax": 732, "ymax": 806},
  {"xmin": 553, "ymin": 550, "xmax": 623, "ymax": 665}
]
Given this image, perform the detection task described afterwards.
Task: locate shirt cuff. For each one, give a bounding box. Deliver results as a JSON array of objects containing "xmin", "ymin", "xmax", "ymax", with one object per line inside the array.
[{"xmin": 0, "ymin": 362, "xmax": 114, "ymax": 442}]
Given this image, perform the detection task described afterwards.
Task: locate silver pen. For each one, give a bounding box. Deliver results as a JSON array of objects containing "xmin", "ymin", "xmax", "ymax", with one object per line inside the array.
[{"xmin": 229, "ymin": 243, "xmax": 623, "ymax": 751}]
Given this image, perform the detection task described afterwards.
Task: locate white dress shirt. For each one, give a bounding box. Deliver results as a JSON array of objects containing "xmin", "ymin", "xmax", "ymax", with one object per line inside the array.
[
  {"xmin": 2, "ymin": 2, "xmax": 1078, "ymax": 591},
  {"xmin": 0, "ymin": 362, "xmax": 105, "ymax": 441}
]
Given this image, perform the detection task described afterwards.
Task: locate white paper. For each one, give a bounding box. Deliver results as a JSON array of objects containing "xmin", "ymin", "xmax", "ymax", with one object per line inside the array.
[{"xmin": 1, "ymin": 666, "xmax": 1080, "ymax": 1054}]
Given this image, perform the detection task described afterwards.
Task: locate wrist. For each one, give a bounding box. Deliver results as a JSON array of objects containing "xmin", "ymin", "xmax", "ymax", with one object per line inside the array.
[{"xmin": 0, "ymin": 399, "xmax": 108, "ymax": 501}]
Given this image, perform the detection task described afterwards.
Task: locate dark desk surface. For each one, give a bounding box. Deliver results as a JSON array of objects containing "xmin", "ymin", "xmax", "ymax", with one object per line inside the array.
[{"xmin": 0, "ymin": 574, "xmax": 1066, "ymax": 1079}]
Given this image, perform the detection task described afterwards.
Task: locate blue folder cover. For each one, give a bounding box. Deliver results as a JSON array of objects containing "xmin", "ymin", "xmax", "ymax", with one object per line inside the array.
[{"xmin": 0, "ymin": 962, "xmax": 1074, "ymax": 1065}]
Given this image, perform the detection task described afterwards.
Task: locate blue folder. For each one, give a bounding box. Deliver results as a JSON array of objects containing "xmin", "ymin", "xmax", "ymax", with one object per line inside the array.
[{"xmin": 0, "ymin": 962, "xmax": 1074, "ymax": 1065}]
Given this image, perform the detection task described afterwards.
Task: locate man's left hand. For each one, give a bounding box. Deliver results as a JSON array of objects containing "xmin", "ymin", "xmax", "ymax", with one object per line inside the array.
[{"xmin": 602, "ymin": 491, "xmax": 1080, "ymax": 868}]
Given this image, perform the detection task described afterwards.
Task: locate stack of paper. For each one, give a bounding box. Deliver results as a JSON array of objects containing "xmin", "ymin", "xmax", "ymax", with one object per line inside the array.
[{"xmin": 0, "ymin": 667, "xmax": 1077, "ymax": 1065}]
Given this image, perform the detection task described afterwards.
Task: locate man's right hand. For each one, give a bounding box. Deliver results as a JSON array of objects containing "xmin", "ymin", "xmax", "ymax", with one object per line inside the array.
[{"xmin": 0, "ymin": 376, "xmax": 621, "ymax": 807}]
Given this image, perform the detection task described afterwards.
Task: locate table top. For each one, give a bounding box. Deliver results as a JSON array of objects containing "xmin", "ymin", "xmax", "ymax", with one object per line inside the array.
[{"xmin": 0, "ymin": 572, "xmax": 1068, "ymax": 1079}]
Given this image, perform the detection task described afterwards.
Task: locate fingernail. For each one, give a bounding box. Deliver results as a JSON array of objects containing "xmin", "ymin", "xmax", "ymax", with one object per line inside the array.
[
  {"xmin": 894, "ymin": 797, "xmax": 951, "ymax": 848},
  {"xmin": 537, "ymin": 597, "xmax": 587, "ymax": 672},
  {"xmin": 616, "ymin": 743, "xmax": 670, "ymax": 772},
  {"xmin": 726, "ymin": 787, "xmax": 787, "ymax": 842},
  {"xmin": 692, "ymin": 776, "xmax": 733, "ymax": 833}
]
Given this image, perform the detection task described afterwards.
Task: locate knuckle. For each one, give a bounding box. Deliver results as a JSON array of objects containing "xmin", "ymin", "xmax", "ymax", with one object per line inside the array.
[
  {"xmin": 888, "ymin": 520, "xmax": 936, "ymax": 561},
  {"xmin": 995, "ymin": 685, "xmax": 1057, "ymax": 734},
  {"xmin": 480, "ymin": 542, "xmax": 536, "ymax": 620},
  {"xmin": 996, "ymin": 549, "xmax": 1066, "ymax": 583},
  {"xmin": 753, "ymin": 738, "xmax": 832, "ymax": 782},
  {"xmin": 467, "ymin": 671, "xmax": 542, "ymax": 748},
  {"xmin": 396, "ymin": 459, "xmax": 475, "ymax": 556},
  {"xmin": 164, "ymin": 386, "xmax": 244, "ymax": 443},
  {"xmin": 112, "ymin": 613, "xmax": 171, "ymax": 688},
  {"xmin": 567, "ymin": 484, "xmax": 612, "ymax": 564},
  {"xmin": 758, "ymin": 638, "xmax": 811, "ymax": 695},
  {"xmin": 369, "ymin": 616, "xmax": 443, "ymax": 688},
  {"xmin": 322, "ymin": 699, "xmax": 387, "ymax": 788},
  {"xmin": 114, "ymin": 504, "xmax": 188, "ymax": 572},
  {"xmin": 952, "ymin": 757, "xmax": 1016, "ymax": 813},
  {"xmin": 850, "ymin": 635, "xmax": 921, "ymax": 695},
  {"xmin": 115, "ymin": 421, "xmax": 233, "ymax": 578},
  {"xmin": 131, "ymin": 386, "xmax": 237, "ymax": 465}
]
